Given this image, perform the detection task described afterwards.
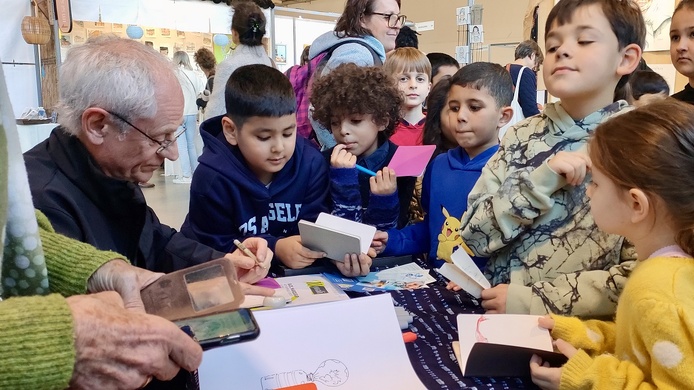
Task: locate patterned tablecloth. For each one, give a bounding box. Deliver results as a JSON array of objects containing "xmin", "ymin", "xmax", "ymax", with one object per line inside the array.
[{"xmin": 350, "ymin": 270, "xmax": 537, "ymax": 390}]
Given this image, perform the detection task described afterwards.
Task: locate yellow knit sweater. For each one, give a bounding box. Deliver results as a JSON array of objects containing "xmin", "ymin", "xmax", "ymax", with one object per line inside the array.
[{"xmin": 551, "ymin": 256, "xmax": 694, "ymax": 389}]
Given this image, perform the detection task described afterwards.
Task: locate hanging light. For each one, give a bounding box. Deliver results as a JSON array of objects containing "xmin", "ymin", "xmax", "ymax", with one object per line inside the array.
[
  {"xmin": 213, "ymin": 34, "xmax": 229, "ymax": 47},
  {"xmin": 21, "ymin": 0, "xmax": 51, "ymax": 45},
  {"xmin": 126, "ymin": 25, "xmax": 144, "ymax": 39}
]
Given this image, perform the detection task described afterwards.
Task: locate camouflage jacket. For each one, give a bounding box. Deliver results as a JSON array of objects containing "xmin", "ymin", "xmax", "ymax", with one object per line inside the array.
[{"xmin": 461, "ymin": 101, "xmax": 636, "ymax": 318}]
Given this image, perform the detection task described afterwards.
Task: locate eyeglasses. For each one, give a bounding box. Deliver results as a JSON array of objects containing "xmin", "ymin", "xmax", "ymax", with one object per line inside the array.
[
  {"xmin": 106, "ymin": 111, "xmax": 184, "ymax": 154},
  {"xmin": 367, "ymin": 12, "xmax": 407, "ymax": 28}
]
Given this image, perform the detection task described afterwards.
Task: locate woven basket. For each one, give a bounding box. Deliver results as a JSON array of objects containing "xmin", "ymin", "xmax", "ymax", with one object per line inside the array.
[{"xmin": 21, "ymin": 16, "xmax": 51, "ymax": 45}]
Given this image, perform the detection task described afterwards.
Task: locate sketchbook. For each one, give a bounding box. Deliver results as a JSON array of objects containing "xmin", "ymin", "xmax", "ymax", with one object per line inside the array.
[
  {"xmin": 298, "ymin": 213, "xmax": 376, "ymax": 261},
  {"xmin": 199, "ymin": 294, "xmax": 426, "ymax": 390},
  {"xmin": 453, "ymin": 314, "xmax": 567, "ymax": 377},
  {"xmin": 437, "ymin": 248, "xmax": 490, "ymax": 298}
]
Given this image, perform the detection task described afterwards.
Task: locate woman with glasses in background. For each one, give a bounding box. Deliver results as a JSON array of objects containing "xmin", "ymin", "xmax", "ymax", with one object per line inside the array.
[{"xmin": 306, "ymin": 0, "xmax": 406, "ymax": 149}]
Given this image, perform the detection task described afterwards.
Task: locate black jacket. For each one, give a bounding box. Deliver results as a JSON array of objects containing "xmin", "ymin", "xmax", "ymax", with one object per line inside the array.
[{"xmin": 24, "ymin": 127, "xmax": 225, "ymax": 272}]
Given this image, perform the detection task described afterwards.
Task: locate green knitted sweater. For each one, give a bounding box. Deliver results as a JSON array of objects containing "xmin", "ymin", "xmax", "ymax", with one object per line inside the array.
[{"xmin": 0, "ymin": 64, "xmax": 123, "ymax": 388}]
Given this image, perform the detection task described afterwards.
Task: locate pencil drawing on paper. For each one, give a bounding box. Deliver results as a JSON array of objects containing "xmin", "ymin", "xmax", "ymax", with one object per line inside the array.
[{"xmin": 260, "ymin": 359, "xmax": 349, "ymax": 389}]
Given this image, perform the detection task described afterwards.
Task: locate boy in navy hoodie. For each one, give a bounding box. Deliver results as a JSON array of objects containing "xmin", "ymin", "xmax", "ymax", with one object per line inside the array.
[
  {"xmin": 373, "ymin": 63, "xmax": 513, "ymax": 270},
  {"xmin": 310, "ymin": 64, "xmax": 416, "ymax": 231},
  {"xmin": 181, "ymin": 65, "xmax": 334, "ymax": 273}
]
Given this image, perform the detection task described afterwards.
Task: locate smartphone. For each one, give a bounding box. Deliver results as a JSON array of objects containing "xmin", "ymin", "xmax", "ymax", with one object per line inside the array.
[{"xmin": 174, "ymin": 308, "xmax": 260, "ymax": 350}]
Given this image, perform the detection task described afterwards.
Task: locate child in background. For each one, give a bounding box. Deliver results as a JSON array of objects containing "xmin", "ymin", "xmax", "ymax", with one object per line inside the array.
[
  {"xmin": 427, "ymin": 52, "xmax": 460, "ymax": 87},
  {"xmin": 670, "ymin": 0, "xmax": 694, "ymax": 104},
  {"xmin": 374, "ymin": 63, "xmax": 513, "ymax": 269},
  {"xmin": 182, "ymin": 65, "xmax": 336, "ymax": 274},
  {"xmin": 310, "ymin": 63, "xmax": 416, "ymax": 231},
  {"xmin": 384, "ymin": 48, "xmax": 432, "ymax": 146},
  {"xmin": 530, "ymin": 99, "xmax": 694, "ymax": 390},
  {"xmin": 460, "ymin": 0, "xmax": 644, "ymax": 316},
  {"xmin": 422, "ymin": 77, "xmax": 459, "ymax": 156},
  {"xmin": 626, "ymin": 70, "xmax": 669, "ymax": 107}
]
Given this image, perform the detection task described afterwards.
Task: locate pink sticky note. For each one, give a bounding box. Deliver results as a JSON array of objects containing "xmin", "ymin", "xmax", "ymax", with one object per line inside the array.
[{"xmin": 387, "ymin": 145, "xmax": 437, "ymax": 177}]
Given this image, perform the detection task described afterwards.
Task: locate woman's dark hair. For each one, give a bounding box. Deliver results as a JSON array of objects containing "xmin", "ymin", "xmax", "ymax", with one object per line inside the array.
[
  {"xmin": 300, "ymin": 45, "xmax": 311, "ymax": 66},
  {"xmin": 334, "ymin": 0, "xmax": 401, "ymax": 37},
  {"xmin": 194, "ymin": 47, "xmax": 216, "ymax": 73},
  {"xmin": 310, "ymin": 63, "xmax": 403, "ymax": 138},
  {"xmin": 423, "ymin": 77, "xmax": 457, "ymax": 156},
  {"xmin": 232, "ymin": 0, "xmax": 266, "ymax": 46},
  {"xmin": 590, "ymin": 99, "xmax": 694, "ymax": 256}
]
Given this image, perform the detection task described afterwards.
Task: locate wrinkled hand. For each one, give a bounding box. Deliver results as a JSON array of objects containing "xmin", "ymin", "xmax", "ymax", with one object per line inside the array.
[
  {"xmin": 333, "ymin": 253, "xmax": 373, "ymax": 277},
  {"xmin": 480, "ymin": 284, "xmax": 509, "ymax": 314},
  {"xmin": 275, "ymin": 235, "xmax": 325, "ymax": 269},
  {"xmin": 88, "ymin": 260, "xmax": 163, "ymax": 313},
  {"xmin": 369, "ymin": 168, "xmax": 397, "ymax": 196},
  {"xmin": 547, "ymin": 150, "xmax": 592, "ymax": 186},
  {"xmin": 330, "ymin": 144, "xmax": 357, "ymax": 169},
  {"xmin": 67, "ymin": 291, "xmax": 202, "ymax": 390},
  {"xmin": 225, "ymin": 237, "xmax": 272, "ymax": 285},
  {"xmin": 529, "ymin": 339, "xmax": 577, "ymax": 390},
  {"xmin": 371, "ymin": 231, "xmax": 389, "ymax": 254}
]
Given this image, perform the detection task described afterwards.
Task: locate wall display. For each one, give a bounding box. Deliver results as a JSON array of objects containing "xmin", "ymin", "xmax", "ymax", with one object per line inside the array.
[
  {"xmin": 275, "ymin": 44, "xmax": 287, "ymax": 64},
  {"xmin": 111, "ymin": 23, "xmax": 123, "ymax": 32},
  {"xmin": 456, "ymin": 45, "xmax": 470, "ymax": 64},
  {"xmin": 639, "ymin": 0, "xmax": 673, "ymax": 52},
  {"xmin": 470, "ymin": 25, "xmax": 483, "ymax": 44},
  {"xmin": 456, "ymin": 6, "xmax": 470, "ymax": 26}
]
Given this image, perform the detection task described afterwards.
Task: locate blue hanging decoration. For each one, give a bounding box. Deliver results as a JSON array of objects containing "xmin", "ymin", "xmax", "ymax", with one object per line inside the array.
[
  {"xmin": 126, "ymin": 25, "xmax": 144, "ymax": 39},
  {"xmin": 213, "ymin": 34, "xmax": 229, "ymax": 47}
]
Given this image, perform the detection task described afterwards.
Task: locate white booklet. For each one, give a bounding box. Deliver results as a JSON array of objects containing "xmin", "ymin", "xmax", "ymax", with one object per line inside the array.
[
  {"xmin": 437, "ymin": 248, "xmax": 490, "ymax": 298},
  {"xmin": 454, "ymin": 314, "xmax": 566, "ymax": 377},
  {"xmin": 298, "ymin": 213, "xmax": 376, "ymax": 261},
  {"xmin": 200, "ymin": 294, "xmax": 427, "ymax": 389}
]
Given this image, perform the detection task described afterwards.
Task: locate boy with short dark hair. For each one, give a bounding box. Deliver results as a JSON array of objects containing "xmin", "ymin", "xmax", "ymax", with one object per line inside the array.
[
  {"xmin": 181, "ymin": 64, "xmax": 331, "ymax": 273},
  {"xmin": 310, "ymin": 63, "xmax": 416, "ymax": 231},
  {"xmin": 426, "ymin": 52, "xmax": 460, "ymax": 87},
  {"xmin": 374, "ymin": 63, "xmax": 513, "ymax": 269},
  {"xmin": 461, "ymin": 0, "xmax": 644, "ymax": 316}
]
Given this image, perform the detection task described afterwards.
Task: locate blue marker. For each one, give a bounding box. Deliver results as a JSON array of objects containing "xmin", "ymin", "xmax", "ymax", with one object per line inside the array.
[{"xmin": 355, "ymin": 164, "xmax": 377, "ymax": 176}]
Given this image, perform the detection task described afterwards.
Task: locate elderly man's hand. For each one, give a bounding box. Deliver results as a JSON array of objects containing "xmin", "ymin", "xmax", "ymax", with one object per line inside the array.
[
  {"xmin": 88, "ymin": 260, "xmax": 163, "ymax": 312},
  {"xmin": 67, "ymin": 291, "xmax": 202, "ymax": 390},
  {"xmin": 225, "ymin": 237, "xmax": 273, "ymax": 285}
]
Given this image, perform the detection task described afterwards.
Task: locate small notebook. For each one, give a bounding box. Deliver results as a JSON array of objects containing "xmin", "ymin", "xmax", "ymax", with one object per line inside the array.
[
  {"xmin": 298, "ymin": 213, "xmax": 377, "ymax": 261},
  {"xmin": 454, "ymin": 314, "xmax": 567, "ymax": 377},
  {"xmin": 437, "ymin": 249, "xmax": 490, "ymax": 299},
  {"xmin": 387, "ymin": 145, "xmax": 436, "ymax": 177}
]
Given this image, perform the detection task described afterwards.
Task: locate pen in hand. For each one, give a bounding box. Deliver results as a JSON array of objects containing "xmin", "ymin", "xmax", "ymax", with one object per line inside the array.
[{"xmin": 233, "ymin": 239, "xmax": 267, "ymax": 269}]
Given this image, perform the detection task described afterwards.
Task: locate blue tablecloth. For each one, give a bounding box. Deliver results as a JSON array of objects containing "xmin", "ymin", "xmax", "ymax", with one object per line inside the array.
[{"xmin": 347, "ymin": 264, "xmax": 537, "ymax": 390}]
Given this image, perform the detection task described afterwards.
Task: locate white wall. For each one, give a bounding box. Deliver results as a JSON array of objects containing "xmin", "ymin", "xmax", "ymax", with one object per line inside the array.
[{"xmin": 1, "ymin": 0, "xmax": 39, "ymax": 118}]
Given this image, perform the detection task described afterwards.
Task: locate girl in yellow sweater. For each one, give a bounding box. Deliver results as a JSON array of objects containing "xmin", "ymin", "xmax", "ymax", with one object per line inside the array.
[{"xmin": 530, "ymin": 99, "xmax": 694, "ymax": 389}]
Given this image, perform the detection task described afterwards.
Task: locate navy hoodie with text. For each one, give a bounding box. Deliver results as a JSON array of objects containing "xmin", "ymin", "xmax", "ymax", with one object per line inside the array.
[{"xmin": 181, "ymin": 116, "xmax": 329, "ymax": 261}]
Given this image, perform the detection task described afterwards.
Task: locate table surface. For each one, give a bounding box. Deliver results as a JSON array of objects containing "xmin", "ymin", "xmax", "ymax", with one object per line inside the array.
[{"xmin": 349, "ymin": 263, "xmax": 537, "ymax": 390}]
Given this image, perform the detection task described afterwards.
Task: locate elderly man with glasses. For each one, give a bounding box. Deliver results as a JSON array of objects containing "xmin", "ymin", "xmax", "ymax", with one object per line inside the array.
[{"xmin": 23, "ymin": 36, "xmax": 274, "ymax": 294}]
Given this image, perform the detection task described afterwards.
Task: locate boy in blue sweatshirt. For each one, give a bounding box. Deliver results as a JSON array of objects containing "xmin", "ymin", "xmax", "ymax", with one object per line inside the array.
[
  {"xmin": 310, "ymin": 63, "xmax": 416, "ymax": 231},
  {"xmin": 373, "ymin": 62, "xmax": 513, "ymax": 270},
  {"xmin": 181, "ymin": 65, "xmax": 334, "ymax": 273}
]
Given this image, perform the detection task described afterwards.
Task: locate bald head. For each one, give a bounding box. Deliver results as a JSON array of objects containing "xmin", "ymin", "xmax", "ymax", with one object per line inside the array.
[{"xmin": 57, "ymin": 35, "xmax": 182, "ymax": 135}]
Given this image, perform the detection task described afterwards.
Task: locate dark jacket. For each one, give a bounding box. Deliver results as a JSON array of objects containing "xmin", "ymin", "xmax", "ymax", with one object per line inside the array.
[
  {"xmin": 180, "ymin": 116, "xmax": 329, "ymax": 263},
  {"xmin": 323, "ymin": 140, "xmax": 416, "ymax": 230},
  {"xmin": 24, "ymin": 127, "xmax": 224, "ymax": 272}
]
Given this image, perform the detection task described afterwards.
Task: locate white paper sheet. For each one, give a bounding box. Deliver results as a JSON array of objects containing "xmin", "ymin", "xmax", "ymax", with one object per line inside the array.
[
  {"xmin": 199, "ymin": 294, "xmax": 426, "ymax": 390},
  {"xmin": 315, "ymin": 213, "xmax": 377, "ymax": 254}
]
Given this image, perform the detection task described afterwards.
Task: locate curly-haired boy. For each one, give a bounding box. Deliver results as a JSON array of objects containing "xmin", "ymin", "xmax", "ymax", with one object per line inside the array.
[{"xmin": 310, "ymin": 63, "xmax": 416, "ymax": 231}]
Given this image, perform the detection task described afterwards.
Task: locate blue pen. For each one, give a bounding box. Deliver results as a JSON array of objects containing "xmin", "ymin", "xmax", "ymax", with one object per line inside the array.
[{"xmin": 355, "ymin": 164, "xmax": 377, "ymax": 176}]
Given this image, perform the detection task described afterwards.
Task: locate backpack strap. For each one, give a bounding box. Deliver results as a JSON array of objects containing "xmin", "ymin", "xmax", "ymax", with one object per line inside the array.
[{"xmin": 319, "ymin": 39, "xmax": 384, "ymax": 68}]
